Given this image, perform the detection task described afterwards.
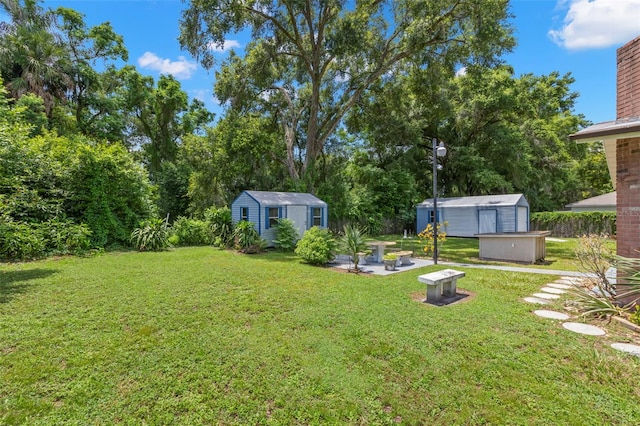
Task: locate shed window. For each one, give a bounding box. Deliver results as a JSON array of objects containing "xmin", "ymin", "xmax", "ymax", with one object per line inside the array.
[
  {"xmin": 312, "ymin": 207, "xmax": 322, "ymax": 226},
  {"xmin": 268, "ymin": 207, "xmax": 279, "ymax": 227},
  {"xmin": 240, "ymin": 207, "xmax": 249, "ymax": 221}
]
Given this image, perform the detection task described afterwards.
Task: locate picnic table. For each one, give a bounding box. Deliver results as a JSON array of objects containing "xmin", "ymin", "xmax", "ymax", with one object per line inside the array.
[{"xmin": 367, "ymin": 241, "xmax": 396, "ymax": 263}]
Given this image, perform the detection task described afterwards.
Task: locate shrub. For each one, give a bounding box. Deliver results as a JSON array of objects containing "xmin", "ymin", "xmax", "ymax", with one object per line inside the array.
[
  {"xmin": 131, "ymin": 218, "xmax": 169, "ymax": 252},
  {"xmin": 0, "ymin": 218, "xmax": 46, "ymax": 260},
  {"xmin": 170, "ymin": 216, "xmax": 212, "ymax": 246},
  {"xmin": 295, "ymin": 226, "xmax": 336, "ymax": 265},
  {"xmin": 205, "ymin": 206, "xmax": 234, "ymax": 248},
  {"xmin": 273, "ymin": 218, "xmax": 299, "ymax": 252},
  {"xmin": 233, "ymin": 221, "xmax": 265, "ymax": 253},
  {"xmin": 418, "ymin": 221, "xmax": 448, "ymax": 256},
  {"xmin": 42, "ymin": 220, "xmax": 92, "ymax": 255},
  {"xmin": 530, "ymin": 211, "xmax": 616, "ymax": 238}
]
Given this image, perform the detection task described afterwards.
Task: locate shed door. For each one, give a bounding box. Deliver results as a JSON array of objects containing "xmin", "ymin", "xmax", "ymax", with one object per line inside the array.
[
  {"xmin": 287, "ymin": 205, "xmax": 308, "ymax": 238},
  {"xmin": 479, "ymin": 210, "xmax": 497, "ymax": 234},
  {"xmin": 517, "ymin": 206, "xmax": 528, "ymax": 232}
]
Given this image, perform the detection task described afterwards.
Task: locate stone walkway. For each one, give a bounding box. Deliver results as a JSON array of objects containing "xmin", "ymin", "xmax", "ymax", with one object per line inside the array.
[{"xmin": 524, "ymin": 276, "xmax": 640, "ymax": 358}]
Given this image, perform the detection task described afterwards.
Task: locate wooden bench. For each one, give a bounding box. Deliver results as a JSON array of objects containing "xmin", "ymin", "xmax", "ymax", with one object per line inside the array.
[
  {"xmin": 418, "ymin": 269, "xmax": 465, "ymax": 303},
  {"xmin": 393, "ymin": 250, "xmax": 413, "ymax": 265}
]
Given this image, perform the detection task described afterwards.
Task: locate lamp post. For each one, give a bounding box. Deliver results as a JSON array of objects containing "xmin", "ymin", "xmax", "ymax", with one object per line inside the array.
[{"xmin": 432, "ymin": 138, "xmax": 446, "ymax": 264}]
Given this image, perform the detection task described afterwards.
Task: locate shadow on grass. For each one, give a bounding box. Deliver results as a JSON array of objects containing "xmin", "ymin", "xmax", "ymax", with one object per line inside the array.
[{"xmin": 0, "ymin": 268, "xmax": 58, "ymax": 303}]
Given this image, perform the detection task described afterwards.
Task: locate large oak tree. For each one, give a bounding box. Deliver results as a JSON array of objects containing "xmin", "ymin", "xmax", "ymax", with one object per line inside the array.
[{"xmin": 179, "ymin": 0, "xmax": 514, "ymax": 183}]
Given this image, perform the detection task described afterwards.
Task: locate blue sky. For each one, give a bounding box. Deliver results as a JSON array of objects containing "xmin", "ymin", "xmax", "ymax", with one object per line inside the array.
[{"xmin": 27, "ymin": 0, "xmax": 640, "ymax": 124}]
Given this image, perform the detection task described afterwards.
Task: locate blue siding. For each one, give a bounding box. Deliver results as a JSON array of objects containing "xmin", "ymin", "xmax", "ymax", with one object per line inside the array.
[
  {"xmin": 231, "ymin": 192, "xmax": 261, "ymax": 232},
  {"xmin": 416, "ymin": 208, "xmax": 443, "ymax": 234},
  {"xmin": 231, "ymin": 191, "xmax": 328, "ymax": 247},
  {"xmin": 417, "ymin": 194, "xmax": 530, "ymax": 237}
]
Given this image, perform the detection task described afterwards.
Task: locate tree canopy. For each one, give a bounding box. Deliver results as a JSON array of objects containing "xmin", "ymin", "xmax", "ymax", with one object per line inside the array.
[{"xmin": 179, "ymin": 0, "xmax": 515, "ymax": 183}]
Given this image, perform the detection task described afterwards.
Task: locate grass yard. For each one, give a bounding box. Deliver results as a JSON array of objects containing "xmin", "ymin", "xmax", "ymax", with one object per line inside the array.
[
  {"xmin": 380, "ymin": 235, "xmax": 613, "ymax": 272},
  {"xmin": 1, "ymin": 246, "xmax": 639, "ymax": 424}
]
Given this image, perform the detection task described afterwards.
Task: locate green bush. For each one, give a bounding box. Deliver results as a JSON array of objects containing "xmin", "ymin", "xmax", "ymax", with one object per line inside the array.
[
  {"xmin": 233, "ymin": 221, "xmax": 265, "ymax": 253},
  {"xmin": 131, "ymin": 218, "xmax": 170, "ymax": 252},
  {"xmin": 530, "ymin": 211, "xmax": 616, "ymax": 238},
  {"xmin": 64, "ymin": 140, "xmax": 156, "ymax": 248},
  {"xmin": 273, "ymin": 218, "xmax": 299, "ymax": 252},
  {"xmin": 170, "ymin": 216, "xmax": 212, "ymax": 246},
  {"xmin": 0, "ymin": 218, "xmax": 46, "ymax": 260},
  {"xmin": 42, "ymin": 219, "xmax": 92, "ymax": 255},
  {"xmin": 295, "ymin": 226, "xmax": 336, "ymax": 265},
  {"xmin": 205, "ymin": 206, "xmax": 234, "ymax": 248}
]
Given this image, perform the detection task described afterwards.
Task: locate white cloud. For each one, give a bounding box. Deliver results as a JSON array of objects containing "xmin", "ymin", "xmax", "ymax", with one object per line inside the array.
[
  {"xmin": 549, "ymin": 0, "xmax": 640, "ymax": 50},
  {"xmin": 455, "ymin": 66, "xmax": 467, "ymax": 77},
  {"xmin": 208, "ymin": 40, "xmax": 242, "ymax": 53},
  {"xmin": 137, "ymin": 52, "xmax": 197, "ymax": 79}
]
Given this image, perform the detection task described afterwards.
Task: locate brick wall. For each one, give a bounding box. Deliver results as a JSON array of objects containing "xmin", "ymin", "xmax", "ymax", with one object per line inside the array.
[
  {"xmin": 616, "ymin": 36, "xmax": 640, "ymax": 119},
  {"xmin": 616, "ymin": 37, "xmax": 640, "ymax": 265},
  {"xmin": 616, "ymin": 138, "xmax": 640, "ymax": 258}
]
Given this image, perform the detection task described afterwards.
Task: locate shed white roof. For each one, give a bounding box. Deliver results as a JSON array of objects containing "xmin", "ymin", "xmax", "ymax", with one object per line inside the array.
[
  {"xmin": 419, "ymin": 194, "xmax": 527, "ymax": 208},
  {"xmin": 565, "ymin": 192, "xmax": 616, "ymax": 208},
  {"xmin": 244, "ymin": 190, "xmax": 327, "ymax": 206}
]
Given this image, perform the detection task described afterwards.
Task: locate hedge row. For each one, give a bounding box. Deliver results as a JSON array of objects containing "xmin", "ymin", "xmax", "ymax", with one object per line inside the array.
[{"xmin": 530, "ymin": 211, "xmax": 616, "ymax": 238}]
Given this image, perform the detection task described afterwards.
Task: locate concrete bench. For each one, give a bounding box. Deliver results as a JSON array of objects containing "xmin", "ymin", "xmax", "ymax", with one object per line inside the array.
[
  {"xmin": 393, "ymin": 250, "xmax": 413, "ymax": 265},
  {"xmin": 418, "ymin": 269, "xmax": 465, "ymax": 303}
]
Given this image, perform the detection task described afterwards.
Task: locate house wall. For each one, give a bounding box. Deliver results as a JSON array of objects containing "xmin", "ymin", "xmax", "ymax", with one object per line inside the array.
[
  {"xmin": 616, "ymin": 137, "xmax": 640, "ymax": 258},
  {"xmin": 616, "ymin": 37, "xmax": 640, "ymax": 260}
]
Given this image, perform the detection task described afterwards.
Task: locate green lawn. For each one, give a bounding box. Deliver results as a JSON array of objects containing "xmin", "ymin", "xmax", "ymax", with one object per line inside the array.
[
  {"xmin": 379, "ymin": 235, "xmax": 612, "ymax": 272},
  {"xmin": 1, "ymin": 247, "xmax": 639, "ymax": 424}
]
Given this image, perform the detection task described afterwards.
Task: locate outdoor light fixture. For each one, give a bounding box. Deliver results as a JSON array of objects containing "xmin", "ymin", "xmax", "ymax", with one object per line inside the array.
[{"xmin": 432, "ymin": 138, "xmax": 446, "ymax": 265}]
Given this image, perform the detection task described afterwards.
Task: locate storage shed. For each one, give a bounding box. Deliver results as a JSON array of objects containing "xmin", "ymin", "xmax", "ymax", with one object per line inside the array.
[
  {"xmin": 231, "ymin": 191, "xmax": 328, "ymax": 246},
  {"xmin": 416, "ymin": 194, "xmax": 530, "ymax": 237}
]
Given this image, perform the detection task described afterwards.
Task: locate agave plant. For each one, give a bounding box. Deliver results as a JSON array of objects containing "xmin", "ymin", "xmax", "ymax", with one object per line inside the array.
[
  {"xmin": 570, "ymin": 237, "xmax": 640, "ymax": 318},
  {"xmin": 339, "ymin": 223, "xmax": 369, "ymax": 272},
  {"xmin": 613, "ymin": 253, "xmax": 640, "ymax": 308}
]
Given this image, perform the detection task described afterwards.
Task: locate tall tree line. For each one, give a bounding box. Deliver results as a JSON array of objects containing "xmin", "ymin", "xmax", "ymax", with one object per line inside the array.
[{"xmin": 1, "ymin": 0, "xmax": 612, "ymax": 246}]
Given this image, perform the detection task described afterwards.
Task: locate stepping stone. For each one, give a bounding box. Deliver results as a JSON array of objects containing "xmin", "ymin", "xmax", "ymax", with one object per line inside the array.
[
  {"xmin": 611, "ymin": 343, "xmax": 640, "ymax": 357},
  {"xmin": 523, "ymin": 297, "xmax": 549, "ymax": 305},
  {"xmin": 562, "ymin": 322, "xmax": 606, "ymax": 336},
  {"xmin": 541, "ymin": 287, "xmax": 566, "ymax": 294},
  {"xmin": 534, "ymin": 310, "xmax": 570, "ymax": 320},
  {"xmin": 547, "ymin": 283, "xmax": 572, "ymax": 290},
  {"xmin": 555, "ymin": 278, "xmax": 581, "ymax": 286},
  {"xmin": 532, "ymin": 292, "xmax": 560, "ymax": 300}
]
